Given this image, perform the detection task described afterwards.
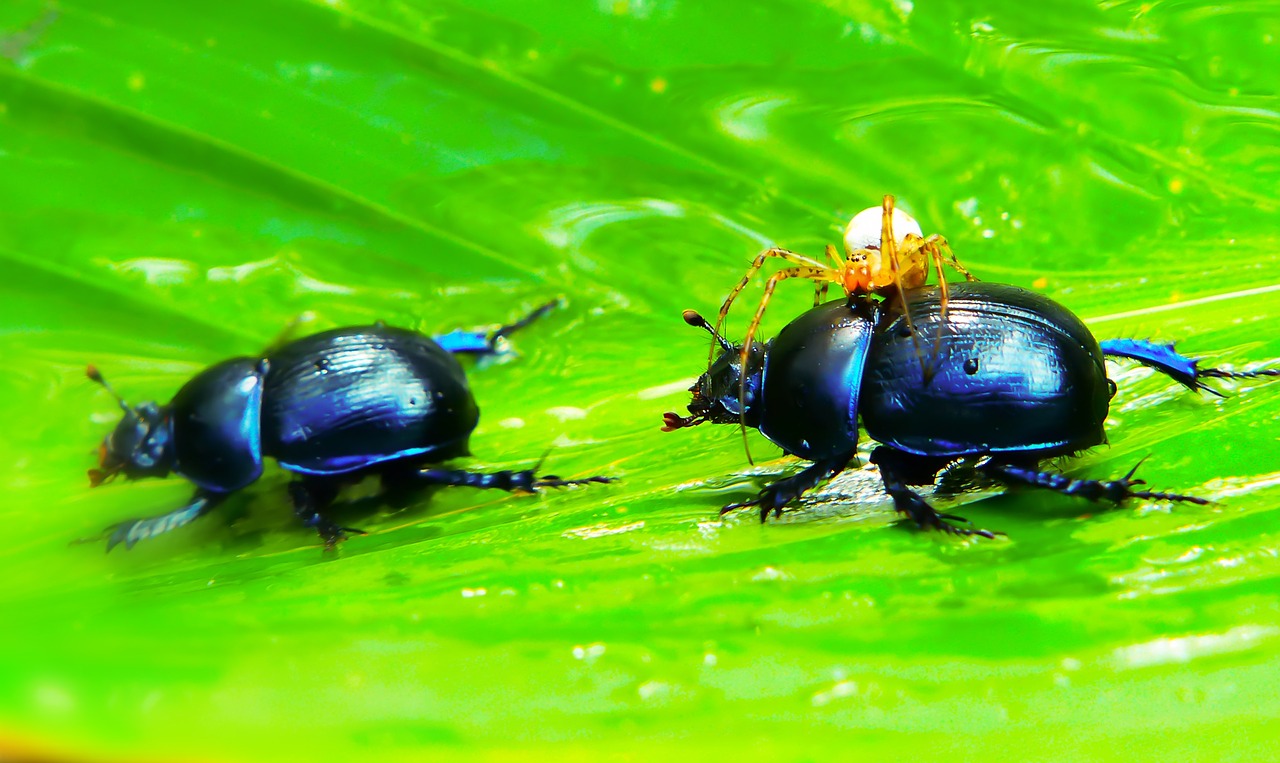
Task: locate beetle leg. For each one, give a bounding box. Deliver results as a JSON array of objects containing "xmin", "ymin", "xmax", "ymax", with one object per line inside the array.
[
  {"xmin": 288, "ymin": 478, "xmax": 366, "ymax": 550},
  {"xmin": 1100, "ymin": 338, "xmax": 1280, "ymax": 397},
  {"xmin": 975, "ymin": 457, "xmax": 1210, "ymax": 506},
  {"xmin": 414, "ymin": 467, "xmax": 614, "ymax": 492},
  {"xmin": 720, "ymin": 451, "xmax": 856, "ymax": 523},
  {"xmin": 433, "ymin": 298, "xmax": 563, "ymax": 355},
  {"xmin": 104, "ymin": 490, "xmax": 227, "ymax": 552},
  {"xmin": 870, "ymin": 447, "xmax": 1001, "ymax": 539}
]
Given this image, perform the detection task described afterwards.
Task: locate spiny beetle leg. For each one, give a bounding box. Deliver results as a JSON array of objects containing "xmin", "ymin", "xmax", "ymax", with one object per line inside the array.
[
  {"xmin": 105, "ymin": 491, "xmax": 225, "ymax": 552},
  {"xmin": 433, "ymin": 298, "xmax": 563, "ymax": 356},
  {"xmin": 415, "ymin": 467, "xmax": 613, "ymax": 492},
  {"xmin": 533, "ymin": 475, "xmax": 616, "ymax": 489},
  {"xmin": 288, "ymin": 479, "xmax": 365, "ymax": 549},
  {"xmin": 1100, "ymin": 338, "xmax": 1280, "ymax": 397},
  {"xmin": 870, "ymin": 447, "xmax": 1001, "ymax": 539},
  {"xmin": 974, "ymin": 457, "xmax": 1209, "ymax": 506},
  {"xmin": 720, "ymin": 451, "xmax": 855, "ymax": 523}
]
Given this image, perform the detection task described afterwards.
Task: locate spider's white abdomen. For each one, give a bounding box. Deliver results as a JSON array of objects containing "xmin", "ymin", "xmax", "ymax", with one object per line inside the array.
[{"xmin": 843, "ymin": 204, "xmax": 923, "ymax": 253}]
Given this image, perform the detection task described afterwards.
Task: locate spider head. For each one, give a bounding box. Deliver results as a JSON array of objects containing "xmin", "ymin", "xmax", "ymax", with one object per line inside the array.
[{"xmin": 662, "ymin": 311, "xmax": 765, "ymax": 431}]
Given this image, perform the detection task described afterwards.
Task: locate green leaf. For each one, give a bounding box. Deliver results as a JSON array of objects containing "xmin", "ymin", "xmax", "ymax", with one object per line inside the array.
[{"xmin": 2, "ymin": 0, "xmax": 1279, "ymax": 760}]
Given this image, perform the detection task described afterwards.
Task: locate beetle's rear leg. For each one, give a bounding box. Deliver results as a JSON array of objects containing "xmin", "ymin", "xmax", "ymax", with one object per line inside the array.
[
  {"xmin": 289, "ymin": 477, "xmax": 367, "ymax": 549},
  {"xmin": 721, "ymin": 451, "xmax": 857, "ymax": 523},
  {"xmin": 1101, "ymin": 338, "xmax": 1280, "ymax": 397},
  {"xmin": 432, "ymin": 298, "xmax": 563, "ymax": 355},
  {"xmin": 871, "ymin": 447, "xmax": 1000, "ymax": 538},
  {"xmin": 975, "ymin": 456, "xmax": 1209, "ymax": 506},
  {"xmin": 105, "ymin": 491, "xmax": 227, "ymax": 552}
]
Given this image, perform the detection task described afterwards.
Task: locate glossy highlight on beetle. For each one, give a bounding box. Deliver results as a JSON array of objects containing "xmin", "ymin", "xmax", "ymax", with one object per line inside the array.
[{"xmin": 87, "ymin": 301, "xmax": 613, "ymax": 551}]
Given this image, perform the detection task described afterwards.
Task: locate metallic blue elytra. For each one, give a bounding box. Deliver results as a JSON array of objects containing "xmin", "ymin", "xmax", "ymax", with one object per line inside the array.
[
  {"xmin": 861, "ymin": 283, "xmax": 1111, "ymax": 458},
  {"xmin": 261, "ymin": 327, "xmax": 478, "ymax": 475},
  {"xmin": 667, "ymin": 282, "xmax": 1275, "ymax": 537},
  {"xmin": 87, "ymin": 302, "xmax": 612, "ymax": 552}
]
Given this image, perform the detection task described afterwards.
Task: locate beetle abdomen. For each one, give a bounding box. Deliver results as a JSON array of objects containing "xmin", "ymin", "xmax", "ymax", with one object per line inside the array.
[
  {"xmin": 261, "ymin": 327, "xmax": 478, "ymax": 474},
  {"xmin": 861, "ymin": 283, "xmax": 1109, "ymax": 457}
]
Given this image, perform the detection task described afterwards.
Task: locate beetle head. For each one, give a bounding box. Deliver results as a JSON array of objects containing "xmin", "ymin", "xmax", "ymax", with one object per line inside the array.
[
  {"xmin": 87, "ymin": 366, "xmax": 174, "ymax": 486},
  {"xmin": 662, "ymin": 311, "xmax": 765, "ymax": 431}
]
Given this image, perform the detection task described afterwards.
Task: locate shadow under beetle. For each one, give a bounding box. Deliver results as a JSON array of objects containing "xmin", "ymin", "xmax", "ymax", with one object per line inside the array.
[
  {"xmin": 88, "ymin": 301, "xmax": 612, "ymax": 551},
  {"xmin": 664, "ymin": 282, "xmax": 1279, "ymax": 537}
]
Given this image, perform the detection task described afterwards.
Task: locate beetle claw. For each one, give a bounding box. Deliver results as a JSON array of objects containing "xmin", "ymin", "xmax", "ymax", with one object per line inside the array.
[
  {"xmin": 931, "ymin": 516, "xmax": 1000, "ymax": 539},
  {"xmin": 321, "ymin": 525, "xmax": 367, "ymax": 551}
]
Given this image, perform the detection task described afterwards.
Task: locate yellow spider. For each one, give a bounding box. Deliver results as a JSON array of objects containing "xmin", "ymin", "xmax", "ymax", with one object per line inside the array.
[{"xmin": 711, "ymin": 195, "xmax": 978, "ymax": 458}]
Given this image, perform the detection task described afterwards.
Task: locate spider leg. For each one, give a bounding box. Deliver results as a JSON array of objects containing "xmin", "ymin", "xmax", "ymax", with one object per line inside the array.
[
  {"xmin": 825, "ymin": 243, "xmax": 843, "ymax": 268},
  {"xmin": 737, "ymin": 265, "xmax": 837, "ymax": 462},
  {"xmin": 926, "ymin": 235, "xmax": 978, "ymax": 282},
  {"xmin": 880, "ymin": 195, "xmax": 927, "ymax": 376},
  {"xmin": 712, "ymin": 247, "xmax": 828, "ymax": 367},
  {"xmin": 919, "ymin": 236, "xmax": 953, "ymax": 383},
  {"xmin": 813, "ymin": 281, "xmax": 830, "ymax": 307}
]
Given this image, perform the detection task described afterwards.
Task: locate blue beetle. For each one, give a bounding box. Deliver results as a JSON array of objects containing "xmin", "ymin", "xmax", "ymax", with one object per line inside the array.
[
  {"xmin": 88, "ymin": 301, "xmax": 611, "ymax": 550},
  {"xmin": 664, "ymin": 283, "xmax": 1278, "ymax": 536}
]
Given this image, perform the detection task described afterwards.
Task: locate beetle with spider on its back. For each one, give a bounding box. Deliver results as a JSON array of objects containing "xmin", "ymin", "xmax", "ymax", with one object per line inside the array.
[{"xmin": 667, "ymin": 204, "xmax": 1280, "ymax": 537}]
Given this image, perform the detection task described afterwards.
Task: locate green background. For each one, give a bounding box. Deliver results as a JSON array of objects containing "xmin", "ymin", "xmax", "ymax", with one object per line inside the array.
[{"xmin": 2, "ymin": 0, "xmax": 1279, "ymax": 760}]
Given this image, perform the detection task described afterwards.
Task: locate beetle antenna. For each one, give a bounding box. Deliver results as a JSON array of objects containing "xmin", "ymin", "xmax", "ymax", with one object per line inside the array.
[
  {"xmin": 682, "ymin": 310, "xmax": 733, "ymax": 352},
  {"xmin": 683, "ymin": 310, "xmax": 753, "ymax": 460},
  {"xmin": 86, "ymin": 365, "xmax": 131, "ymax": 413}
]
